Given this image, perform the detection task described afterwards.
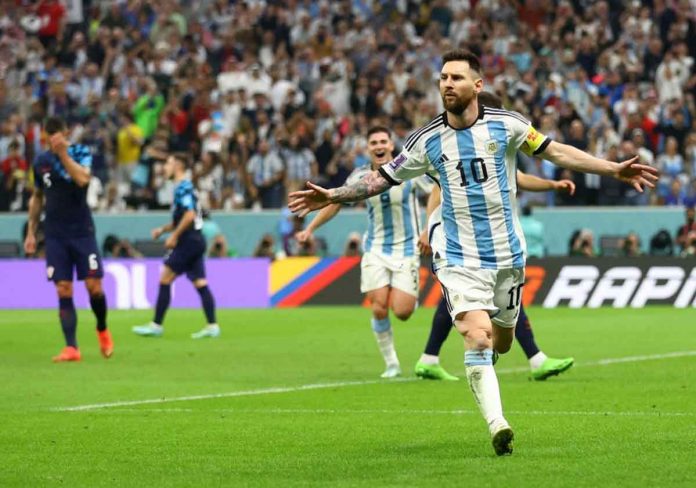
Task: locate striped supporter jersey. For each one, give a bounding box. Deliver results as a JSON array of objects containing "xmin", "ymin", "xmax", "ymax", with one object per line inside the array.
[
  {"xmin": 346, "ymin": 167, "xmax": 434, "ymax": 259},
  {"xmin": 379, "ymin": 106, "xmax": 550, "ymax": 270}
]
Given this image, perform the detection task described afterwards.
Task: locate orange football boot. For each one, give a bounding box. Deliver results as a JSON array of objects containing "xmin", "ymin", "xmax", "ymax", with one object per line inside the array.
[
  {"xmin": 97, "ymin": 330, "xmax": 114, "ymax": 358},
  {"xmin": 53, "ymin": 346, "xmax": 81, "ymax": 362}
]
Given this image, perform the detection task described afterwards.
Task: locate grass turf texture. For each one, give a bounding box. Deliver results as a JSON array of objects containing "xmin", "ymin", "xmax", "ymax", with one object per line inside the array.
[{"xmin": 0, "ymin": 307, "xmax": 694, "ymax": 487}]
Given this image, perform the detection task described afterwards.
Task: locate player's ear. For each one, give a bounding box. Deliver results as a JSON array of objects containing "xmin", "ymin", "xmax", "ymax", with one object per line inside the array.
[{"xmin": 473, "ymin": 77, "xmax": 483, "ymax": 93}]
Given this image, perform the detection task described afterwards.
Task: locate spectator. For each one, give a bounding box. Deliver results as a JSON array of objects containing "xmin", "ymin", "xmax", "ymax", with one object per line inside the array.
[
  {"xmin": 132, "ymin": 78, "xmax": 164, "ymax": 140},
  {"xmin": 344, "ymin": 232, "xmax": 362, "ymax": 257},
  {"xmin": 282, "ymin": 133, "xmax": 317, "ymax": 193},
  {"xmin": 650, "ymin": 229, "xmax": 674, "ymax": 256},
  {"xmin": 246, "ymin": 140, "xmax": 285, "ymax": 209},
  {"xmin": 622, "ymin": 232, "xmax": 642, "ymax": 257},
  {"xmin": 569, "ymin": 229, "xmax": 595, "ymax": 257},
  {"xmin": 675, "ymin": 207, "xmax": 696, "ymax": 252},
  {"xmin": 0, "ymin": 140, "xmax": 28, "ymax": 211},
  {"xmin": 102, "ymin": 234, "xmax": 143, "ymax": 258},
  {"xmin": 253, "ymin": 233, "xmax": 277, "ymax": 261},
  {"xmin": 116, "ymin": 112, "xmax": 144, "ymax": 186}
]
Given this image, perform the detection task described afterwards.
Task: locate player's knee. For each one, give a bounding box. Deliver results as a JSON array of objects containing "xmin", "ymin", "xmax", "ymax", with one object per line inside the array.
[
  {"xmin": 56, "ymin": 281, "xmax": 73, "ymax": 298},
  {"xmin": 85, "ymin": 279, "xmax": 103, "ymax": 296},
  {"xmin": 371, "ymin": 302, "xmax": 388, "ymax": 320},
  {"xmin": 496, "ymin": 340, "xmax": 512, "ymax": 354},
  {"xmin": 193, "ymin": 279, "xmax": 208, "ymax": 289},
  {"xmin": 462, "ymin": 326, "xmax": 491, "ymax": 351}
]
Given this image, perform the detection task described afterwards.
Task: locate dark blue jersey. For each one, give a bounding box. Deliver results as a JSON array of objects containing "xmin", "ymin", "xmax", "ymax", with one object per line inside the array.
[
  {"xmin": 172, "ymin": 179, "xmax": 203, "ymax": 240},
  {"xmin": 33, "ymin": 144, "xmax": 95, "ymax": 239}
]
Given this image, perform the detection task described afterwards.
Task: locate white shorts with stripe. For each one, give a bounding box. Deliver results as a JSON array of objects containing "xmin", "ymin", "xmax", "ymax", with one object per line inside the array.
[{"xmin": 360, "ymin": 251, "xmax": 420, "ymax": 297}]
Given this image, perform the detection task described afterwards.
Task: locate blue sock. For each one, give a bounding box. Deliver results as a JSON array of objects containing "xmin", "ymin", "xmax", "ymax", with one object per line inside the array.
[
  {"xmin": 196, "ymin": 285, "xmax": 217, "ymax": 324},
  {"xmin": 59, "ymin": 297, "xmax": 77, "ymax": 348},
  {"xmin": 154, "ymin": 284, "xmax": 171, "ymax": 325},
  {"xmin": 424, "ymin": 298, "xmax": 452, "ymax": 355},
  {"xmin": 514, "ymin": 305, "xmax": 540, "ymax": 359},
  {"xmin": 371, "ymin": 317, "xmax": 391, "ymax": 333},
  {"xmin": 464, "ymin": 349, "xmax": 494, "ymax": 366}
]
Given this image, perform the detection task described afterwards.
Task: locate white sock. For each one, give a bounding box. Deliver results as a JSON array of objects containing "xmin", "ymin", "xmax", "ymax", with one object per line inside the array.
[
  {"xmin": 374, "ymin": 329, "xmax": 399, "ymax": 367},
  {"xmin": 529, "ymin": 351, "xmax": 548, "ymax": 370},
  {"xmin": 418, "ymin": 353, "xmax": 439, "ymax": 365},
  {"xmin": 465, "ymin": 349, "xmax": 505, "ymax": 429}
]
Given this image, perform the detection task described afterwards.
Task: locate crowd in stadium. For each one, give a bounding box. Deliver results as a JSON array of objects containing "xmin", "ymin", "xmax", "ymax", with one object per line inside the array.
[{"xmin": 0, "ymin": 0, "xmax": 695, "ymax": 214}]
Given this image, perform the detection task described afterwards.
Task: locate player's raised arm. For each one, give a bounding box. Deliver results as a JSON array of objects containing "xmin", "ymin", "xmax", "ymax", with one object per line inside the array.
[
  {"xmin": 537, "ymin": 141, "xmax": 658, "ymax": 193},
  {"xmin": 288, "ymin": 171, "xmax": 391, "ymax": 217},
  {"xmin": 295, "ymin": 203, "xmax": 342, "ymax": 243},
  {"xmin": 516, "ymin": 171, "xmax": 575, "ymax": 195}
]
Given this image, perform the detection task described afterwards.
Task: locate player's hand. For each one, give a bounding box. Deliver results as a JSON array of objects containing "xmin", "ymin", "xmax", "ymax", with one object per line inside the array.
[
  {"xmin": 164, "ymin": 235, "xmax": 178, "ymax": 249},
  {"xmin": 24, "ymin": 234, "xmax": 36, "ymax": 255},
  {"xmin": 295, "ymin": 229, "xmax": 313, "ymax": 243},
  {"xmin": 151, "ymin": 227, "xmax": 163, "ymax": 239},
  {"xmin": 288, "ymin": 182, "xmax": 332, "ymax": 217},
  {"xmin": 613, "ymin": 156, "xmax": 659, "ymax": 192},
  {"xmin": 553, "ymin": 179, "xmax": 576, "ymax": 195},
  {"xmin": 418, "ymin": 230, "xmax": 431, "ymax": 255},
  {"xmin": 49, "ymin": 132, "xmax": 69, "ymax": 155}
]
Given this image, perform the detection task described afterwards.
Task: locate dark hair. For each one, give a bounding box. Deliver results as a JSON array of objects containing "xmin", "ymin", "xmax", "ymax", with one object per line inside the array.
[
  {"xmin": 441, "ymin": 50, "xmax": 482, "ymax": 74},
  {"xmin": 170, "ymin": 152, "xmax": 191, "ymax": 168},
  {"xmin": 367, "ymin": 126, "xmax": 391, "ymax": 139},
  {"xmin": 478, "ymin": 91, "xmax": 503, "ymax": 109},
  {"xmin": 44, "ymin": 116, "xmax": 66, "ymax": 135}
]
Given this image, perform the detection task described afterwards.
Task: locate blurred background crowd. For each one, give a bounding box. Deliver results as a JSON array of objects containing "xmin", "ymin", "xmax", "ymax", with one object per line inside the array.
[{"xmin": 0, "ymin": 0, "xmax": 695, "ymax": 256}]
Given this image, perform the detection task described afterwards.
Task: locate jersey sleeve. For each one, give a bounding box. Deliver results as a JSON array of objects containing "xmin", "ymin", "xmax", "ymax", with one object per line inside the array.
[
  {"xmin": 69, "ymin": 144, "xmax": 93, "ymax": 169},
  {"xmin": 504, "ymin": 112, "xmax": 551, "ymax": 157},
  {"xmin": 179, "ymin": 185, "xmax": 196, "ymax": 210},
  {"xmin": 378, "ymin": 138, "xmax": 431, "ymax": 185}
]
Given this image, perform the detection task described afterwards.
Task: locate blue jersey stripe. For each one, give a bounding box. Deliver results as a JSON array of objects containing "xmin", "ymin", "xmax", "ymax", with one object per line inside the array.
[
  {"xmin": 402, "ymin": 181, "xmax": 414, "ymax": 257},
  {"xmin": 426, "ymin": 133, "xmax": 463, "ymax": 266},
  {"xmin": 365, "ymin": 203, "xmax": 374, "ymax": 252},
  {"xmin": 455, "ymin": 130, "xmax": 497, "ymax": 268},
  {"xmin": 380, "ymin": 192, "xmax": 394, "ymax": 256},
  {"xmin": 488, "ymin": 121, "xmax": 524, "ymax": 267}
]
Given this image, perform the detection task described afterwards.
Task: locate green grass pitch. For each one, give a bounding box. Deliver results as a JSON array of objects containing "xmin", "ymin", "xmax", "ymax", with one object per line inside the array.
[{"xmin": 0, "ymin": 306, "xmax": 694, "ymax": 487}]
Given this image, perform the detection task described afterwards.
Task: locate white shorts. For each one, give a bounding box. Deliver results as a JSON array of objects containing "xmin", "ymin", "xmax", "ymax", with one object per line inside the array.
[
  {"xmin": 435, "ymin": 266, "xmax": 525, "ymax": 328},
  {"xmin": 360, "ymin": 251, "xmax": 420, "ymax": 297}
]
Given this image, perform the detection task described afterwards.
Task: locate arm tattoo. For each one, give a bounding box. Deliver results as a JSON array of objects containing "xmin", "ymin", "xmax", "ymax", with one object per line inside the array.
[{"xmin": 329, "ymin": 172, "xmax": 391, "ymax": 203}]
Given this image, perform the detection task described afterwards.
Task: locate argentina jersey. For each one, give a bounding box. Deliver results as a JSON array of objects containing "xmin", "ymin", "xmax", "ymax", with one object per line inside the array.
[
  {"xmin": 379, "ymin": 107, "xmax": 550, "ymax": 270},
  {"xmin": 346, "ymin": 168, "xmax": 433, "ymax": 258},
  {"xmin": 173, "ymin": 179, "xmax": 203, "ymax": 237}
]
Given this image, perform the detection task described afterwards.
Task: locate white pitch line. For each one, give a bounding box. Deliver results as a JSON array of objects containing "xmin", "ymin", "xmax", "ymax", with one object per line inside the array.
[
  {"xmin": 52, "ymin": 350, "xmax": 696, "ymax": 412},
  {"xmin": 96, "ymin": 407, "xmax": 696, "ymax": 418}
]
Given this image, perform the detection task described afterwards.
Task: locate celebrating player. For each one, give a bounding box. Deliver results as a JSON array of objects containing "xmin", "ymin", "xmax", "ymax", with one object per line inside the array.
[
  {"xmin": 24, "ymin": 116, "xmax": 113, "ymax": 362},
  {"xmin": 289, "ymin": 50, "xmax": 657, "ymax": 455},
  {"xmin": 132, "ymin": 153, "xmax": 220, "ymax": 339},
  {"xmin": 415, "ymin": 92, "xmax": 575, "ymax": 382},
  {"xmin": 296, "ymin": 126, "xmax": 433, "ymax": 378}
]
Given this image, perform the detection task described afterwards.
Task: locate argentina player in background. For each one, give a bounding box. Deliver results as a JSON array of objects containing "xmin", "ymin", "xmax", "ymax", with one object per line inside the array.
[
  {"xmin": 289, "ymin": 50, "xmax": 658, "ymax": 456},
  {"xmin": 132, "ymin": 153, "xmax": 219, "ymax": 340},
  {"xmin": 296, "ymin": 126, "xmax": 436, "ymax": 379},
  {"xmin": 24, "ymin": 116, "xmax": 114, "ymax": 362}
]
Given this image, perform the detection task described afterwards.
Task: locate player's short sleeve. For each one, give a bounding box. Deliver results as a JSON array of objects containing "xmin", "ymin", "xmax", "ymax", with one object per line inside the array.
[
  {"xmin": 69, "ymin": 144, "xmax": 93, "ymax": 169},
  {"xmin": 378, "ymin": 141, "xmax": 431, "ymax": 185},
  {"xmin": 504, "ymin": 112, "xmax": 551, "ymax": 157}
]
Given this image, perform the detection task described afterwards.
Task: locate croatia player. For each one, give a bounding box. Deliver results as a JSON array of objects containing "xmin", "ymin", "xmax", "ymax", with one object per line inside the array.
[
  {"xmin": 289, "ymin": 50, "xmax": 657, "ymax": 455},
  {"xmin": 24, "ymin": 116, "xmax": 113, "ymax": 362},
  {"xmin": 296, "ymin": 126, "xmax": 433, "ymax": 378},
  {"xmin": 132, "ymin": 153, "xmax": 219, "ymax": 339}
]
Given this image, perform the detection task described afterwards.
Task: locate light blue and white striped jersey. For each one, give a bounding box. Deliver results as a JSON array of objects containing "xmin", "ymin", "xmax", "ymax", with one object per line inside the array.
[
  {"xmin": 347, "ymin": 167, "xmax": 434, "ymax": 258},
  {"xmin": 379, "ymin": 108, "xmax": 550, "ymax": 270}
]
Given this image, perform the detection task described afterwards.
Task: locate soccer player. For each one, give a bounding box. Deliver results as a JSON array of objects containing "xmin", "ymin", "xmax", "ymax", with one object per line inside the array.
[
  {"xmin": 289, "ymin": 50, "xmax": 657, "ymax": 455},
  {"xmin": 296, "ymin": 126, "xmax": 433, "ymax": 378},
  {"xmin": 415, "ymin": 179, "xmax": 575, "ymax": 381},
  {"xmin": 132, "ymin": 153, "xmax": 219, "ymax": 339},
  {"xmin": 24, "ymin": 116, "xmax": 113, "ymax": 362},
  {"xmin": 415, "ymin": 91, "xmax": 575, "ymax": 382}
]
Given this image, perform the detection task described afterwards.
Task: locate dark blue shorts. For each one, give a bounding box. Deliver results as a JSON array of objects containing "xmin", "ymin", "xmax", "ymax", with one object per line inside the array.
[
  {"xmin": 45, "ymin": 236, "xmax": 104, "ymax": 282},
  {"xmin": 164, "ymin": 235, "xmax": 207, "ymax": 281}
]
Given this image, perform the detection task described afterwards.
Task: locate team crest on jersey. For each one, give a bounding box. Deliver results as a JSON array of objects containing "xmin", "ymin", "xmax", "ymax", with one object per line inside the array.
[
  {"xmin": 47, "ymin": 266, "xmax": 54, "ymax": 279},
  {"xmin": 485, "ymin": 140, "xmax": 498, "ymax": 155}
]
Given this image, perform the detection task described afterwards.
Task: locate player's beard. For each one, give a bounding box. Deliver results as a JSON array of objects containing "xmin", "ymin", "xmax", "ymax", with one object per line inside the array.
[{"xmin": 442, "ymin": 91, "xmax": 475, "ymax": 115}]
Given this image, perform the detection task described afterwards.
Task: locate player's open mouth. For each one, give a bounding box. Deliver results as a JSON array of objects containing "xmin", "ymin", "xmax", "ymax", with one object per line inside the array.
[{"xmin": 374, "ymin": 151, "xmax": 386, "ymax": 158}]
